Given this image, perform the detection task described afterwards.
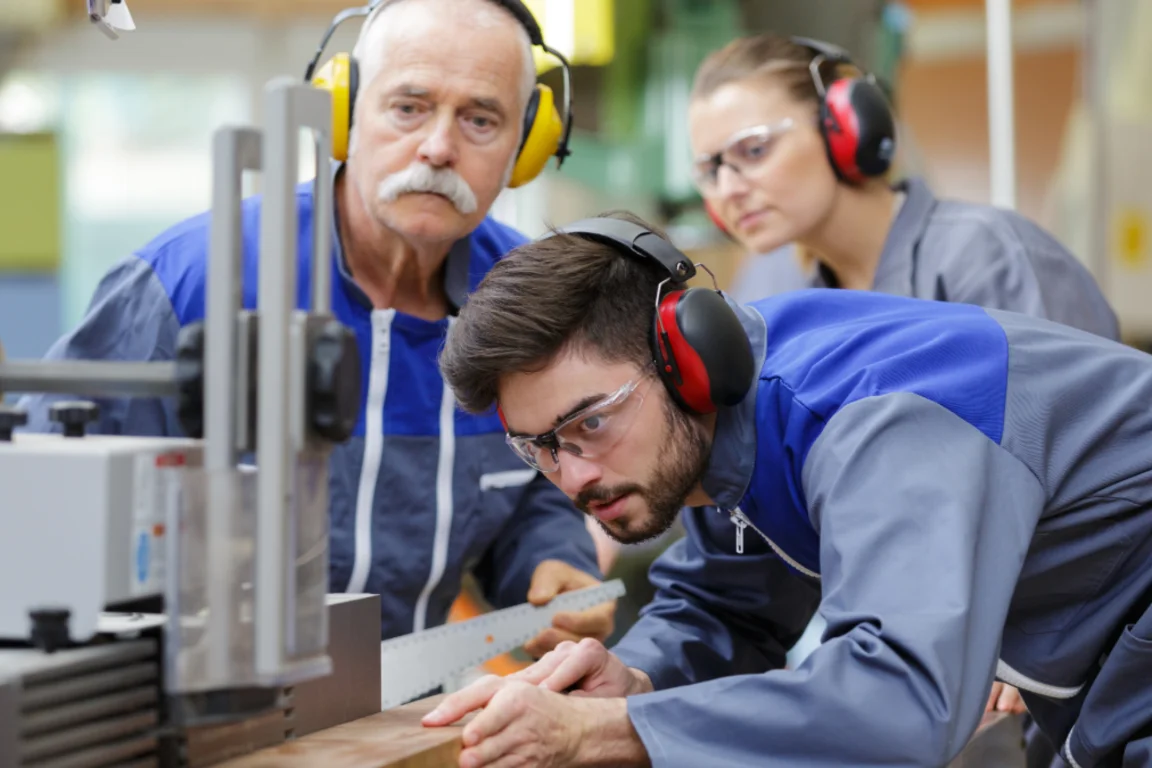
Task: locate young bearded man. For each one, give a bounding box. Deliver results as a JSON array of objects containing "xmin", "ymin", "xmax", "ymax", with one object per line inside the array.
[{"xmin": 421, "ymin": 212, "xmax": 1152, "ymax": 768}]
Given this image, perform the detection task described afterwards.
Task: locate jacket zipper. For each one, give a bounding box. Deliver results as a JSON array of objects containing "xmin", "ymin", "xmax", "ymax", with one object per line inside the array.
[{"xmin": 728, "ymin": 507, "xmax": 821, "ymax": 580}]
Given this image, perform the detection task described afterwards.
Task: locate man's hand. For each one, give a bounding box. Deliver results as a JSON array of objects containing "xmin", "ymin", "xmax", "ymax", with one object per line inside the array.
[
  {"xmin": 523, "ymin": 560, "xmax": 616, "ymax": 658},
  {"xmin": 985, "ymin": 682, "xmax": 1028, "ymax": 715},
  {"xmin": 512, "ymin": 637, "xmax": 652, "ymax": 698},
  {"xmin": 422, "ymin": 676, "xmax": 648, "ymax": 767}
]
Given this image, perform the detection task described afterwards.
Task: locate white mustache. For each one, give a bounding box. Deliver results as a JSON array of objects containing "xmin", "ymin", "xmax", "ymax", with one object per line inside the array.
[{"xmin": 376, "ymin": 163, "xmax": 478, "ymax": 215}]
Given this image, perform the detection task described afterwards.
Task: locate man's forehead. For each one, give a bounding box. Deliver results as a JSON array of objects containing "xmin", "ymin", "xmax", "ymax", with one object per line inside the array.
[{"xmin": 360, "ymin": 1, "xmax": 527, "ymax": 76}]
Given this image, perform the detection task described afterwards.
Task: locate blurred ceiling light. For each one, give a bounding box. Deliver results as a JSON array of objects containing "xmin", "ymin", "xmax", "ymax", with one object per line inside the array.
[{"xmin": 524, "ymin": 0, "xmax": 615, "ymax": 73}]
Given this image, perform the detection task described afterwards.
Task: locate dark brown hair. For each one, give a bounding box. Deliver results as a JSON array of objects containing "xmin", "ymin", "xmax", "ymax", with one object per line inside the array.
[
  {"xmin": 691, "ymin": 33, "xmax": 857, "ymax": 109},
  {"xmin": 440, "ymin": 211, "xmax": 670, "ymax": 414}
]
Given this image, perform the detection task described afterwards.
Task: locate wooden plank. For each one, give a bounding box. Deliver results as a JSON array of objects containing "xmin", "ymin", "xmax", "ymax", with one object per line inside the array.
[{"xmin": 216, "ymin": 695, "xmax": 472, "ymax": 768}]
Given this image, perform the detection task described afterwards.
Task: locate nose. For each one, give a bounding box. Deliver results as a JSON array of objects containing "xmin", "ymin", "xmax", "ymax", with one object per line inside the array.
[
  {"xmin": 555, "ymin": 453, "xmax": 604, "ymax": 499},
  {"xmin": 715, "ymin": 163, "xmax": 751, "ymax": 200},
  {"xmin": 416, "ymin": 111, "xmax": 459, "ymax": 168}
]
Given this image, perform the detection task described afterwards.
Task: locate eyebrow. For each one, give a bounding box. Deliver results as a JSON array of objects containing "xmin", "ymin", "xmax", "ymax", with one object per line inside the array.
[
  {"xmin": 383, "ymin": 85, "xmax": 507, "ymax": 119},
  {"xmin": 387, "ymin": 84, "xmax": 431, "ymax": 99},
  {"xmin": 468, "ymin": 96, "xmax": 506, "ymax": 118},
  {"xmin": 553, "ymin": 394, "xmax": 607, "ymax": 428},
  {"xmin": 504, "ymin": 393, "xmax": 607, "ymax": 439}
]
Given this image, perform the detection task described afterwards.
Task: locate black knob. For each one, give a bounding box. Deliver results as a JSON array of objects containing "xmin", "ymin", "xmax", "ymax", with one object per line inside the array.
[
  {"xmin": 29, "ymin": 607, "xmax": 71, "ymax": 653},
  {"xmin": 0, "ymin": 405, "xmax": 27, "ymax": 442},
  {"xmin": 174, "ymin": 322, "xmax": 206, "ymax": 439},
  {"xmin": 309, "ymin": 319, "xmax": 361, "ymax": 443},
  {"xmin": 49, "ymin": 401, "xmax": 99, "ymax": 438}
]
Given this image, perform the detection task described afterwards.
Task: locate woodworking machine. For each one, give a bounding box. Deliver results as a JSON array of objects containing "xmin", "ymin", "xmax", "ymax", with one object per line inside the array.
[{"xmin": 0, "ymin": 78, "xmax": 363, "ymax": 766}]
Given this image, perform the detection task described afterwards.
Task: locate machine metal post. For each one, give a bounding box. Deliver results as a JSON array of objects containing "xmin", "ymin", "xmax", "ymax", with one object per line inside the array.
[
  {"xmin": 985, "ymin": 0, "xmax": 1017, "ymax": 210},
  {"xmin": 204, "ymin": 126, "xmax": 262, "ymax": 685},
  {"xmin": 254, "ymin": 78, "xmax": 333, "ymax": 683}
]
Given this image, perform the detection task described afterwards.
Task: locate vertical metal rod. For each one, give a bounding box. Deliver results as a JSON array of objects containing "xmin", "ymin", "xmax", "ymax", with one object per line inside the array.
[
  {"xmin": 1085, "ymin": 0, "xmax": 1110, "ymax": 292},
  {"xmin": 255, "ymin": 79, "xmax": 298, "ymax": 681},
  {"xmin": 205, "ymin": 126, "xmax": 262, "ymax": 684},
  {"xmin": 254, "ymin": 79, "xmax": 334, "ymax": 681},
  {"xmin": 985, "ymin": 0, "xmax": 1017, "ymax": 210},
  {"xmin": 312, "ymin": 136, "xmax": 333, "ymax": 316}
]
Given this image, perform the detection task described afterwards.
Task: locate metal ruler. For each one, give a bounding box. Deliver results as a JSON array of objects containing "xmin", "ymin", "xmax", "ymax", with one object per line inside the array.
[{"xmin": 378, "ymin": 579, "xmax": 626, "ymax": 709}]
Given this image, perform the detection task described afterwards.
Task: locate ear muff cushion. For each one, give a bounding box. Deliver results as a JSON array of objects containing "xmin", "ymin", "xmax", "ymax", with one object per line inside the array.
[
  {"xmin": 822, "ymin": 79, "xmax": 896, "ymax": 184},
  {"xmin": 847, "ymin": 79, "xmax": 896, "ymax": 177},
  {"xmin": 311, "ymin": 53, "xmax": 353, "ymax": 162},
  {"xmin": 653, "ymin": 288, "xmax": 755, "ymax": 414},
  {"xmin": 509, "ymin": 84, "xmax": 562, "ymax": 188}
]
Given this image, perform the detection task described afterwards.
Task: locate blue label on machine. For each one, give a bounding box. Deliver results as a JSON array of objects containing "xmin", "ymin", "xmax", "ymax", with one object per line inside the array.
[{"xmin": 136, "ymin": 531, "xmax": 150, "ymax": 585}]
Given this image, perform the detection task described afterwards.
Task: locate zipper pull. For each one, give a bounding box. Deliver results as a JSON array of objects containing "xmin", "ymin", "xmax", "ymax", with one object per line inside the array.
[{"xmin": 729, "ymin": 511, "xmax": 747, "ymax": 554}]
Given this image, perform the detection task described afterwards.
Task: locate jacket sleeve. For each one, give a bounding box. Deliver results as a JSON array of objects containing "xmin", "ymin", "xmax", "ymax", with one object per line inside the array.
[
  {"xmin": 16, "ymin": 256, "xmax": 182, "ymax": 437},
  {"xmin": 621, "ymin": 393, "xmax": 1046, "ymax": 768},
  {"xmin": 473, "ymin": 473, "xmax": 601, "ymax": 609},
  {"xmin": 611, "ymin": 506, "xmax": 820, "ymax": 689},
  {"xmin": 935, "ymin": 212, "xmax": 1120, "ymax": 341}
]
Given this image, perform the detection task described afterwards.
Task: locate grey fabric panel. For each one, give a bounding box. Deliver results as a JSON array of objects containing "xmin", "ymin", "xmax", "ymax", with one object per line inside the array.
[
  {"xmin": 796, "ymin": 393, "xmax": 1041, "ymax": 765},
  {"xmin": 1063, "ymin": 602, "xmax": 1152, "ymax": 766},
  {"xmin": 989, "ymin": 309, "xmax": 1152, "ymax": 748},
  {"xmin": 896, "ymin": 179, "xmax": 1119, "ymax": 339},
  {"xmin": 610, "ymin": 506, "xmax": 819, "ymax": 691},
  {"xmin": 15, "ymin": 255, "xmax": 182, "ymax": 437},
  {"xmin": 815, "ymin": 176, "xmax": 1120, "ymax": 340}
]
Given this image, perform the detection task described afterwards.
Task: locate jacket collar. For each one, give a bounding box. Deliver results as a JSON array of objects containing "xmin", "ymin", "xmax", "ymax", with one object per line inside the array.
[
  {"xmin": 329, "ymin": 161, "xmax": 472, "ymax": 313},
  {"xmin": 699, "ymin": 298, "xmax": 768, "ymax": 511},
  {"xmin": 811, "ymin": 175, "xmax": 937, "ymax": 294}
]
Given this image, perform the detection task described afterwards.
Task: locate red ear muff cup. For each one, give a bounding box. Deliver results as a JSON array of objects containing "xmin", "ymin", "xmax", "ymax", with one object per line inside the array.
[
  {"xmin": 822, "ymin": 80, "xmax": 863, "ymax": 184},
  {"xmin": 652, "ymin": 288, "xmax": 756, "ymax": 415},
  {"xmin": 822, "ymin": 79, "xmax": 896, "ymax": 184}
]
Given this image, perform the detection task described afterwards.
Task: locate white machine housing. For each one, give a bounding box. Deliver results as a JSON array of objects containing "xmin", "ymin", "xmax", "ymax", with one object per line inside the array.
[{"xmin": 0, "ymin": 433, "xmax": 201, "ymax": 643}]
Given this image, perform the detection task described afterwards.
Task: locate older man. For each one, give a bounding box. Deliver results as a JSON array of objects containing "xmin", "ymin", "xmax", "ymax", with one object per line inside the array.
[{"xmin": 16, "ymin": 0, "xmax": 609, "ymax": 653}]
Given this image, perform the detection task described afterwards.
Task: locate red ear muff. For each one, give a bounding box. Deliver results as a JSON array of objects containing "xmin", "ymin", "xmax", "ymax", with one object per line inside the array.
[
  {"xmin": 821, "ymin": 78, "xmax": 896, "ymax": 185},
  {"xmin": 793, "ymin": 35, "xmax": 897, "ymax": 186},
  {"xmin": 652, "ymin": 287, "xmax": 756, "ymax": 415}
]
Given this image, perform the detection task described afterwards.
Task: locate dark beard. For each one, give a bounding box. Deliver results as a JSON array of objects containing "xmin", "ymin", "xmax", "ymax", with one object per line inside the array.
[{"xmin": 576, "ymin": 398, "xmax": 711, "ymax": 545}]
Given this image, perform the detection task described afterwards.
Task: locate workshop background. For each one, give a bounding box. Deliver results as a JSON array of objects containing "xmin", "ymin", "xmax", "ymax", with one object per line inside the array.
[{"xmin": 2, "ymin": 0, "xmax": 1151, "ymax": 646}]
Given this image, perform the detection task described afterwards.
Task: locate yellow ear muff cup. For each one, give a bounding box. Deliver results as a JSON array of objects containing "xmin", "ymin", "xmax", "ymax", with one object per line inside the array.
[
  {"xmin": 311, "ymin": 53, "xmax": 354, "ymax": 162},
  {"xmin": 508, "ymin": 84, "xmax": 563, "ymax": 189}
]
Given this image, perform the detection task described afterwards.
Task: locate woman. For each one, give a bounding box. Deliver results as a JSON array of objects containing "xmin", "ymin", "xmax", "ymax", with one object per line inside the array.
[
  {"xmin": 687, "ymin": 33, "xmax": 1120, "ymax": 767},
  {"xmin": 689, "ymin": 34, "xmax": 1119, "ymax": 341}
]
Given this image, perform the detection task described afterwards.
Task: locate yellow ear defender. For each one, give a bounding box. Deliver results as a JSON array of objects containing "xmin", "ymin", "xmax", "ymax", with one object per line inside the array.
[{"xmin": 303, "ymin": 0, "xmax": 574, "ymax": 188}]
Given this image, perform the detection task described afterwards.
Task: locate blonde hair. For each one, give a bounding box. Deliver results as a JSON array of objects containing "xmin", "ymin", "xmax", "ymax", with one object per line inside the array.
[{"xmin": 692, "ymin": 34, "xmax": 859, "ymax": 109}]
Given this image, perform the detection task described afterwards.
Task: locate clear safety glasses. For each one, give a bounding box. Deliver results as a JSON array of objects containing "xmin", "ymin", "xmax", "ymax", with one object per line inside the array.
[
  {"xmin": 691, "ymin": 118, "xmax": 795, "ymax": 195},
  {"xmin": 504, "ymin": 370, "xmax": 654, "ymax": 474}
]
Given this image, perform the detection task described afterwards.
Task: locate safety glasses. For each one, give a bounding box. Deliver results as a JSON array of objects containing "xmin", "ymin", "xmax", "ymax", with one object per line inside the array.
[
  {"xmin": 504, "ymin": 369, "xmax": 654, "ymax": 473},
  {"xmin": 691, "ymin": 118, "xmax": 795, "ymax": 194}
]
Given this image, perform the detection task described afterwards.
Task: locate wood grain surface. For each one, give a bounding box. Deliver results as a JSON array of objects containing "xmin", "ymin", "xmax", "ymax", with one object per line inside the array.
[{"xmin": 216, "ymin": 695, "xmax": 471, "ymax": 768}]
